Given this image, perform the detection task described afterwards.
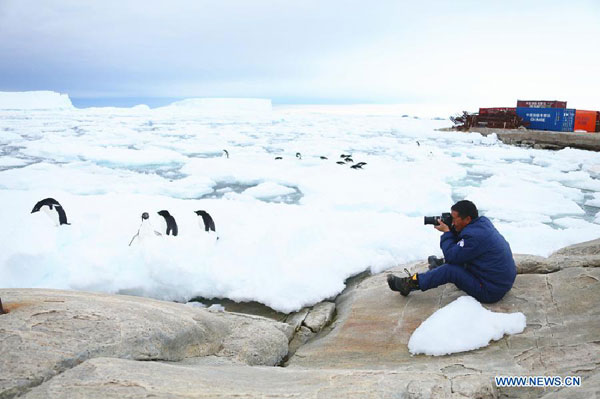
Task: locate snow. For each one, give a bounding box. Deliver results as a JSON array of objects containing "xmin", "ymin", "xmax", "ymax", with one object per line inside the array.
[
  {"xmin": 586, "ymin": 193, "xmax": 600, "ymax": 208},
  {"xmin": 0, "ymin": 91, "xmax": 73, "ymax": 109},
  {"xmin": 242, "ymin": 182, "xmax": 296, "ymax": 199},
  {"xmin": 0, "ymin": 91, "xmax": 599, "ymax": 313},
  {"xmin": 408, "ymin": 296, "xmax": 526, "ymax": 356},
  {"xmin": 0, "ymin": 157, "xmax": 29, "ymax": 168},
  {"xmin": 156, "ymin": 98, "xmax": 272, "ymax": 121}
]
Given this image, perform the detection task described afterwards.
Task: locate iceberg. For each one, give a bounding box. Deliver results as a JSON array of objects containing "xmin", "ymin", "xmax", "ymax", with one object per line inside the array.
[{"xmin": 0, "ymin": 91, "xmax": 74, "ymax": 110}]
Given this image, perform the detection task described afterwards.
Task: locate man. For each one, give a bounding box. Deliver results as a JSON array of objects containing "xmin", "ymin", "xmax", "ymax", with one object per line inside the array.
[{"xmin": 387, "ymin": 200, "xmax": 516, "ymax": 303}]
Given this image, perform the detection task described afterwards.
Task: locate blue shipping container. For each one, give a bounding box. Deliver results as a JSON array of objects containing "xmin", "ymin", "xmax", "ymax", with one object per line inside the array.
[{"xmin": 516, "ymin": 107, "xmax": 575, "ymax": 132}]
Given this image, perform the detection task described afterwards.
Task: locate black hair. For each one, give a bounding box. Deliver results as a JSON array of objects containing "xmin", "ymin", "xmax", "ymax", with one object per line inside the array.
[{"xmin": 451, "ymin": 200, "xmax": 478, "ymax": 220}]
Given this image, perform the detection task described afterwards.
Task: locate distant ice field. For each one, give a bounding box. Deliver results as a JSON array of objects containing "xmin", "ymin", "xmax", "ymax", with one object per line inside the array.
[{"xmin": 1, "ymin": 99, "xmax": 599, "ymax": 313}]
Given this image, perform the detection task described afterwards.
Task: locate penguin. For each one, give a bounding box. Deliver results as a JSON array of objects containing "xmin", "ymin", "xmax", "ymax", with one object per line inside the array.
[
  {"xmin": 194, "ymin": 210, "xmax": 216, "ymax": 232},
  {"xmin": 223, "ymin": 149, "xmax": 229, "ymax": 158},
  {"xmin": 296, "ymin": 152, "xmax": 302, "ymax": 160},
  {"xmin": 336, "ymin": 161, "xmax": 346, "ymax": 165},
  {"xmin": 129, "ymin": 212, "xmax": 162, "ymax": 246},
  {"xmin": 416, "ymin": 141, "xmax": 421, "ymax": 146},
  {"xmin": 344, "ymin": 157, "xmax": 354, "ymax": 163},
  {"xmin": 31, "ymin": 198, "xmax": 70, "ymax": 226},
  {"xmin": 157, "ymin": 210, "xmax": 178, "ymax": 236},
  {"xmin": 320, "ymin": 156, "xmax": 328, "ymax": 160},
  {"xmin": 275, "ymin": 156, "xmax": 283, "ymax": 160},
  {"xmin": 350, "ymin": 162, "xmax": 367, "ymax": 169},
  {"xmin": 340, "ymin": 154, "xmax": 352, "ymax": 159}
]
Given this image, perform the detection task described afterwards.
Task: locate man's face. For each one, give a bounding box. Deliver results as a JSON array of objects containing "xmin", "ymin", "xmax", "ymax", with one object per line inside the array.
[{"xmin": 451, "ymin": 210, "xmax": 471, "ymax": 232}]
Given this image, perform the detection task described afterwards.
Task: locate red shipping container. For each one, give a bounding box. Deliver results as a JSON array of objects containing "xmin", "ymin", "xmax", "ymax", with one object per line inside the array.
[
  {"xmin": 479, "ymin": 107, "xmax": 516, "ymax": 115},
  {"xmin": 574, "ymin": 110, "xmax": 599, "ymax": 133},
  {"xmin": 516, "ymin": 100, "xmax": 567, "ymax": 108}
]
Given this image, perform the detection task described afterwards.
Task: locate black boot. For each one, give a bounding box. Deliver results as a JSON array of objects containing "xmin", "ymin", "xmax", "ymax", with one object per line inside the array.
[
  {"xmin": 387, "ymin": 268, "xmax": 419, "ymax": 296},
  {"xmin": 427, "ymin": 255, "xmax": 444, "ymax": 270}
]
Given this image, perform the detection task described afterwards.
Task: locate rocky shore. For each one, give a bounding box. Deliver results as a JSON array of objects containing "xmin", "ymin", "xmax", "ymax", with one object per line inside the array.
[
  {"xmin": 440, "ymin": 127, "xmax": 600, "ymax": 152},
  {"xmin": 1, "ymin": 238, "xmax": 599, "ymax": 399}
]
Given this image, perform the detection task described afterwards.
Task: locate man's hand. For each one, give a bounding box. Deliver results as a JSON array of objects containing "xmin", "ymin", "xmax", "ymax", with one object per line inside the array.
[{"xmin": 434, "ymin": 218, "xmax": 450, "ymax": 233}]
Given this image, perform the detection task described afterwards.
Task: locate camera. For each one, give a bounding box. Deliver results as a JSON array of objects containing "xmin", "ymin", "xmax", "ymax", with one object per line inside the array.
[{"xmin": 424, "ymin": 212, "xmax": 452, "ymax": 226}]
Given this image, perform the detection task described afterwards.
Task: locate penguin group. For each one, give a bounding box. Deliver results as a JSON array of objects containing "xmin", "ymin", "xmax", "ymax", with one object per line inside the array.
[
  {"xmin": 30, "ymin": 197, "xmax": 218, "ymax": 246},
  {"xmin": 338, "ymin": 154, "xmax": 367, "ymax": 169},
  {"xmin": 128, "ymin": 209, "xmax": 217, "ymax": 246},
  {"xmin": 273, "ymin": 152, "xmax": 367, "ymax": 170}
]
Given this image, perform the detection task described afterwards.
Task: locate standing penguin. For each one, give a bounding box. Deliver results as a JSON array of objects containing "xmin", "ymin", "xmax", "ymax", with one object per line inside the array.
[
  {"xmin": 157, "ymin": 210, "xmax": 178, "ymax": 236},
  {"xmin": 31, "ymin": 198, "xmax": 70, "ymax": 226},
  {"xmin": 194, "ymin": 210, "xmax": 216, "ymax": 232},
  {"xmin": 129, "ymin": 212, "xmax": 162, "ymax": 246}
]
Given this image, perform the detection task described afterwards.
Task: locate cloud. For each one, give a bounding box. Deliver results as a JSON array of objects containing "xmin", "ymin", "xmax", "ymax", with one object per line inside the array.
[{"xmin": 0, "ymin": 0, "xmax": 598, "ymax": 106}]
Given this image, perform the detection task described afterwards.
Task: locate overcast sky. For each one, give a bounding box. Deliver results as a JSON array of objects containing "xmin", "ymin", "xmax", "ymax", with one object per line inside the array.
[{"xmin": 0, "ymin": 0, "xmax": 598, "ymax": 107}]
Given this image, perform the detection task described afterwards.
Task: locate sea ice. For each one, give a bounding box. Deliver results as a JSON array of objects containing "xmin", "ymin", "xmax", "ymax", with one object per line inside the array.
[
  {"xmin": 586, "ymin": 193, "xmax": 600, "ymax": 208},
  {"xmin": 0, "ymin": 92, "xmax": 599, "ymax": 313},
  {"xmin": 242, "ymin": 182, "xmax": 296, "ymax": 199},
  {"xmin": 408, "ymin": 296, "xmax": 526, "ymax": 356},
  {"xmin": 0, "ymin": 157, "xmax": 28, "ymax": 167}
]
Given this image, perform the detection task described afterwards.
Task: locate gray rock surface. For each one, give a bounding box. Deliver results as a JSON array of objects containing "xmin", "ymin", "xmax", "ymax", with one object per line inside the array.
[
  {"xmin": 21, "ymin": 357, "xmax": 455, "ymax": 399},
  {"xmin": 3, "ymin": 239, "xmax": 600, "ymax": 399},
  {"xmin": 303, "ymin": 301, "xmax": 336, "ymax": 332},
  {"xmin": 465, "ymin": 127, "xmax": 600, "ymax": 152},
  {"xmin": 284, "ymin": 307, "xmax": 309, "ymax": 332},
  {"xmin": 287, "ymin": 326, "xmax": 315, "ymax": 357},
  {"xmin": 514, "ymin": 238, "xmax": 600, "ymax": 274},
  {"xmin": 0, "ymin": 289, "xmax": 289, "ymax": 398},
  {"xmin": 551, "ymin": 237, "xmax": 600, "ymax": 257},
  {"xmin": 287, "ymin": 264, "xmax": 600, "ymax": 398}
]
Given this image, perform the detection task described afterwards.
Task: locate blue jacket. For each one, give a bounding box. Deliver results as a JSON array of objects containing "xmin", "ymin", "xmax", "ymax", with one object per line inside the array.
[{"xmin": 440, "ymin": 216, "xmax": 516, "ymax": 292}]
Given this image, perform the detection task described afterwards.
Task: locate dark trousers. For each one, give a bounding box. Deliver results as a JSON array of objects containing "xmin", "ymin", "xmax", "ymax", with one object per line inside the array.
[{"xmin": 417, "ymin": 264, "xmax": 508, "ymax": 303}]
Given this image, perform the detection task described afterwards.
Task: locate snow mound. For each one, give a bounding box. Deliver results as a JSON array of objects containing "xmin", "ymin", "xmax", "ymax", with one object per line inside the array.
[
  {"xmin": 408, "ymin": 296, "xmax": 526, "ymax": 356},
  {"xmin": 0, "ymin": 91, "xmax": 73, "ymax": 110}
]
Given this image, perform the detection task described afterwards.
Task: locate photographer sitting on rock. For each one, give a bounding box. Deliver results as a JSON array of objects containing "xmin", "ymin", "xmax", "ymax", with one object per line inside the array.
[{"xmin": 387, "ymin": 200, "xmax": 516, "ymax": 303}]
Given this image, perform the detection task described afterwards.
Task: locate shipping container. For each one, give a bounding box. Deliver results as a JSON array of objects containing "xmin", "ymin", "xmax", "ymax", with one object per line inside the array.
[
  {"xmin": 516, "ymin": 107, "xmax": 575, "ymax": 132},
  {"xmin": 479, "ymin": 107, "xmax": 516, "ymax": 115},
  {"xmin": 573, "ymin": 110, "xmax": 599, "ymax": 132},
  {"xmin": 516, "ymin": 100, "xmax": 567, "ymax": 109}
]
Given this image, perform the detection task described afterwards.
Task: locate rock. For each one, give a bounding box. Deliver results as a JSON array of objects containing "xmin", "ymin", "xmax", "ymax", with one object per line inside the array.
[
  {"xmin": 466, "ymin": 127, "xmax": 600, "ymax": 152},
  {"xmin": 546, "ymin": 254, "xmax": 600, "ymax": 269},
  {"xmin": 303, "ymin": 301, "xmax": 336, "ymax": 332},
  {"xmin": 514, "ymin": 252, "xmax": 600, "ymax": 274},
  {"xmin": 537, "ymin": 370, "xmax": 600, "ymax": 399},
  {"xmin": 4, "ymin": 239, "xmax": 600, "ymax": 399},
  {"xmin": 287, "ymin": 265, "xmax": 600, "ymax": 398},
  {"xmin": 550, "ymin": 238, "xmax": 600, "ymax": 257},
  {"xmin": 514, "ymin": 254, "xmax": 559, "ymax": 274},
  {"xmin": 216, "ymin": 312, "xmax": 290, "ymax": 366},
  {"xmin": 0, "ymin": 289, "xmax": 289, "ymax": 398},
  {"xmin": 287, "ymin": 326, "xmax": 315, "ymax": 357},
  {"xmin": 20, "ymin": 357, "xmax": 463, "ymax": 399},
  {"xmin": 284, "ymin": 307, "xmax": 309, "ymax": 332}
]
